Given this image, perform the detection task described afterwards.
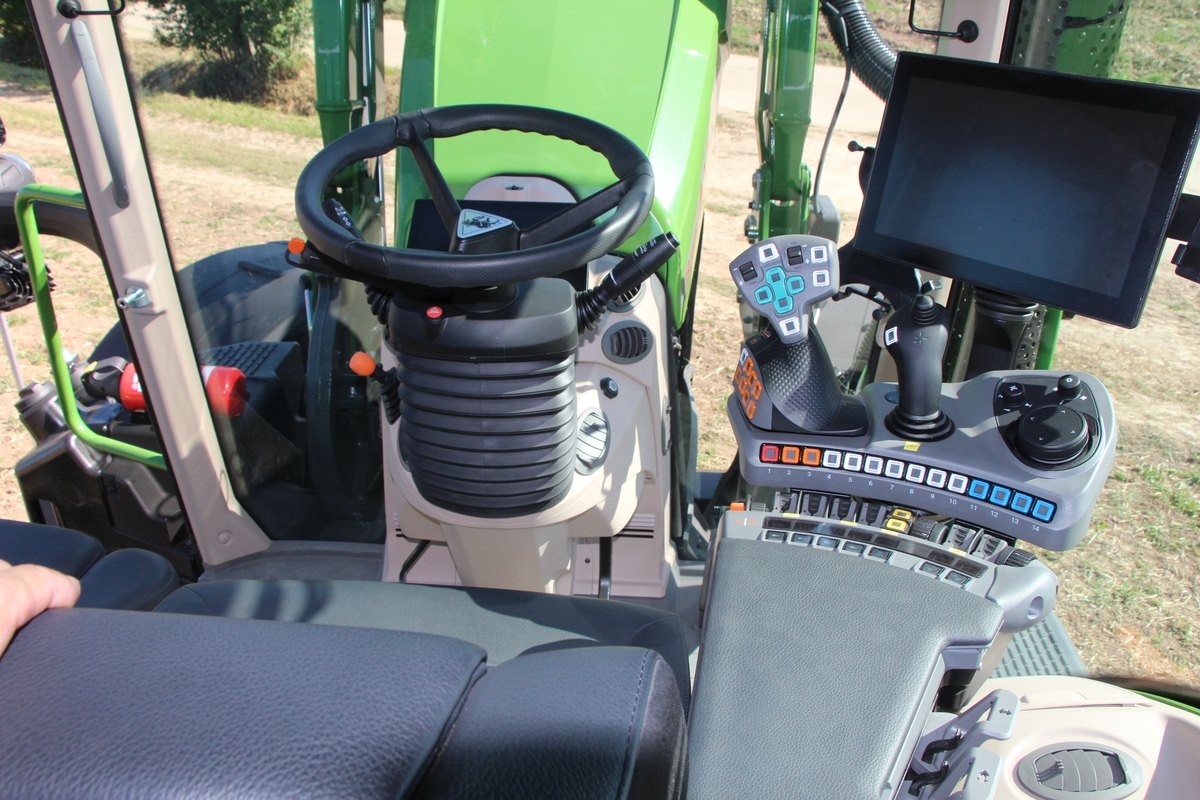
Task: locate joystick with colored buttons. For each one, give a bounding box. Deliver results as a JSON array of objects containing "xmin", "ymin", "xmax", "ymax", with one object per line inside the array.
[
  {"xmin": 883, "ymin": 294, "xmax": 954, "ymax": 441},
  {"xmin": 728, "ymin": 234, "xmax": 840, "ymax": 345}
]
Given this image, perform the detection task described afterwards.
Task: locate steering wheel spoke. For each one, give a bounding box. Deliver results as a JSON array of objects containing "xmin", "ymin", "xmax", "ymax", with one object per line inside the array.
[
  {"xmin": 409, "ymin": 134, "xmax": 462, "ymax": 238},
  {"xmin": 518, "ymin": 177, "xmax": 634, "ymax": 250}
]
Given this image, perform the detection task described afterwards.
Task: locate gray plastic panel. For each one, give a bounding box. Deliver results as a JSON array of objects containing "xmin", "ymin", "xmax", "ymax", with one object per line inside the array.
[
  {"xmin": 719, "ymin": 510, "xmax": 1057, "ymax": 634},
  {"xmin": 689, "ymin": 536, "xmax": 1003, "ymax": 800},
  {"xmin": 732, "ymin": 369, "xmax": 1117, "ymax": 550},
  {"xmin": 993, "ymin": 612, "xmax": 1087, "ymax": 678}
]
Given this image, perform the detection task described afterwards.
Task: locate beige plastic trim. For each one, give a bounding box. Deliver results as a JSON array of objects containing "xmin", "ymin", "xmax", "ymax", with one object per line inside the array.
[
  {"xmin": 31, "ymin": 0, "xmax": 269, "ymax": 563},
  {"xmin": 936, "ymin": 0, "xmax": 1011, "ymax": 62},
  {"xmin": 972, "ymin": 675, "xmax": 1200, "ymax": 800}
]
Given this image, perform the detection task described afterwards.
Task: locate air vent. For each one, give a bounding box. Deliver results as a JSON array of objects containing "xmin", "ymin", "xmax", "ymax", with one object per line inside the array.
[
  {"xmin": 1017, "ymin": 743, "xmax": 1142, "ymax": 800},
  {"xmin": 602, "ymin": 321, "xmax": 653, "ymax": 365},
  {"xmin": 576, "ymin": 409, "xmax": 610, "ymax": 475}
]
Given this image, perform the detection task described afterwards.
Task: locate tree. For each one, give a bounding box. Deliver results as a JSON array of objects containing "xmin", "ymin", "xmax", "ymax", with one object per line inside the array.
[
  {"xmin": 146, "ymin": 0, "xmax": 310, "ymax": 99},
  {"xmin": 0, "ymin": 0, "xmax": 43, "ymax": 65}
]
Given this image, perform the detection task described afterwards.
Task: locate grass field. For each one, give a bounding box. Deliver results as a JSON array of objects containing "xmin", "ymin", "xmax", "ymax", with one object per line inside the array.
[{"xmin": 1, "ymin": 1, "xmax": 1199, "ymax": 683}]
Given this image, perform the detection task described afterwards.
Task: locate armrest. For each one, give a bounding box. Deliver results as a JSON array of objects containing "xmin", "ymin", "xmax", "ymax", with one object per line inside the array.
[{"xmin": 688, "ymin": 538, "xmax": 1003, "ymax": 800}]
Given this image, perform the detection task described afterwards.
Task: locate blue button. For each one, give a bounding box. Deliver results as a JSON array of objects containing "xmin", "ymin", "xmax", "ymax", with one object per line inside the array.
[
  {"xmin": 1010, "ymin": 492, "xmax": 1033, "ymax": 514},
  {"xmin": 1032, "ymin": 500, "xmax": 1056, "ymax": 522},
  {"xmin": 754, "ymin": 286, "xmax": 773, "ymax": 305},
  {"xmin": 765, "ymin": 266, "xmax": 787, "ymax": 295},
  {"xmin": 989, "ymin": 485, "xmax": 1012, "ymax": 507},
  {"xmin": 968, "ymin": 479, "xmax": 990, "ymax": 500},
  {"xmin": 773, "ymin": 295, "xmax": 794, "ymax": 314},
  {"xmin": 786, "ymin": 275, "xmax": 806, "ymax": 295}
]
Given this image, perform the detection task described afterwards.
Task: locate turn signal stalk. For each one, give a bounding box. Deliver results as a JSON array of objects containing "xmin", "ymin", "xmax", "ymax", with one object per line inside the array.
[{"xmin": 575, "ymin": 232, "xmax": 679, "ymax": 332}]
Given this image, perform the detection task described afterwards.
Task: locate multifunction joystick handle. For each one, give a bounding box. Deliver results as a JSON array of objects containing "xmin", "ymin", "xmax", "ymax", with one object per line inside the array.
[{"xmin": 884, "ymin": 295, "xmax": 954, "ymax": 440}]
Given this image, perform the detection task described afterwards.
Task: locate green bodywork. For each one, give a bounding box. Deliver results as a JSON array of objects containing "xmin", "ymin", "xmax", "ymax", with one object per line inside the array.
[
  {"xmin": 394, "ymin": 0, "xmax": 723, "ymax": 326},
  {"xmin": 312, "ymin": 0, "xmax": 387, "ymax": 242},
  {"xmin": 15, "ymin": 185, "xmax": 166, "ymax": 471},
  {"xmin": 753, "ymin": 0, "xmax": 818, "ymax": 240}
]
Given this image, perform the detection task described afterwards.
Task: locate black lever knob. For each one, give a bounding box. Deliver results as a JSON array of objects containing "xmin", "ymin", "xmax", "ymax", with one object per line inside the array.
[
  {"xmin": 1057, "ymin": 373, "xmax": 1082, "ymax": 401},
  {"xmin": 883, "ymin": 295, "xmax": 954, "ymax": 440}
]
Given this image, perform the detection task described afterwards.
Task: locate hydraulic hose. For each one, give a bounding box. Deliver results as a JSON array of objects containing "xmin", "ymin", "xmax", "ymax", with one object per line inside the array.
[{"xmin": 820, "ymin": 0, "xmax": 897, "ymax": 101}]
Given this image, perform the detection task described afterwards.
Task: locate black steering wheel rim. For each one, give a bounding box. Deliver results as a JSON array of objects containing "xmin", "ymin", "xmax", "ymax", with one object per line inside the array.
[{"xmin": 294, "ymin": 104, "xmax": 655, "ymax": 289}]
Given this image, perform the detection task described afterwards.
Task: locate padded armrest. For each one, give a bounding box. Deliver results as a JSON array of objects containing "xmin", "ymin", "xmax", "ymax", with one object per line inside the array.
[
  {"xmin": 0, "ymin": 608, "xmax": 487, "ymax": 800},
  {"xmin": 688, "ymin": 539, "xmax": 1003, "ymax": 800}
]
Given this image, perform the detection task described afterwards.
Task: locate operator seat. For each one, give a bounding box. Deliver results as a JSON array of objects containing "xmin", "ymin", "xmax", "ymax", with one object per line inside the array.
[
  {"xmin": 0, "ymin": 608, "xmax": 687, "ymax": 799},
  {"xmin": 155, "ymin": 578, "xmax": 692, "ymax": 710}
]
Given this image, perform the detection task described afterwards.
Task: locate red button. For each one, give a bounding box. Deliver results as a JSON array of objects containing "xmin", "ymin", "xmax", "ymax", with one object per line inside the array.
[
  {"xmin": 760, "ymin": 444, "xmax": 780, "ymax": 463},
  {"xmin": 426, "ymin": 306, "xmax": 443, "ymax": 319}
]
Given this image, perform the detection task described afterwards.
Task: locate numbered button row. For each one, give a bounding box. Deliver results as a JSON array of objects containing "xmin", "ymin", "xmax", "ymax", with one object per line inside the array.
[{"xmin": 757, "ymin": 443, "xmax": 1057, "ymax": 523}]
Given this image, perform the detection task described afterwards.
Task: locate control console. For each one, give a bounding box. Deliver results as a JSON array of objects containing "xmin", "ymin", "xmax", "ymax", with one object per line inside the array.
[{"xmin": 728, "ymin": 235, "xmax": 1117, "ymax": 551}]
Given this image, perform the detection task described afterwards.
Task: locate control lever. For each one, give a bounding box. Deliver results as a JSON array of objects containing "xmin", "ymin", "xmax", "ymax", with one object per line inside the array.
[
  {"xmin": 884, "ymin": 294, "xmax": 954, "ymax": 440},
  {"xmin": 575, "ymin": 232, "xmax": 678, "ymax": 332}
]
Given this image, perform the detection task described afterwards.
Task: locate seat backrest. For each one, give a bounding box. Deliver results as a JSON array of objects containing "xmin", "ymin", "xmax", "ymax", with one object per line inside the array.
[{"xmin": 0, "ymin": 608, "xmax": 686, "ymax": 800}]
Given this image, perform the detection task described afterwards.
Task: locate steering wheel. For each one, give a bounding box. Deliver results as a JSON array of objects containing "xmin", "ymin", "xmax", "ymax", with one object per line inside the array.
[{"xmin": 295, "ymin": 104, "xmax": 655, "ymax": 289}]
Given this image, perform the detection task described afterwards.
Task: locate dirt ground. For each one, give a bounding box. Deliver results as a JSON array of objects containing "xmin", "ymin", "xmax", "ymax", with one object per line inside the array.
[{"xmin": 2, "ymin": 32, "xmax": 1200, "ymax": 682}]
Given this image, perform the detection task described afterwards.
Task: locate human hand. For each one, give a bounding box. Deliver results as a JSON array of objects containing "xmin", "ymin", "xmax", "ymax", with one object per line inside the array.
[{"xmin": 0, "ymin": 559, "xmax": 80, "ymax": 657}]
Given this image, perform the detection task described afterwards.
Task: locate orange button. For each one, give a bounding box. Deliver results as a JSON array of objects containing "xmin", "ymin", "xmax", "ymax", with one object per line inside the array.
[
  {"xmin": 729, "ymin": 502, "xmax": 746, "ymax": 511},
  {"xmin": 781, "ymin": 446, "xmax": 801, "ymax": 464},
  {"xmin": 802, "ymin": 448, "xmax": 821, "ymax": 466}
]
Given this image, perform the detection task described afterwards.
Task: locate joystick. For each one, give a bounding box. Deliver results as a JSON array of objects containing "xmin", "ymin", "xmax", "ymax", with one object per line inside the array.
[{"xmin": 883, "ymin": 295, "xmax": 954, "ymax": 440}]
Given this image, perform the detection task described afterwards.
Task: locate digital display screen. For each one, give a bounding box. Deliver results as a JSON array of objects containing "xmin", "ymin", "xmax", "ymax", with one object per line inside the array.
[{"xmin": 855, "ymin": 54, "xmax": 1200, "ymax": 328}]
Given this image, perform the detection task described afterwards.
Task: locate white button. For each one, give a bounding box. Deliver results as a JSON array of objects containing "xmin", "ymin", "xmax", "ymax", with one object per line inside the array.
[
  {"xmin": 812, "ymin": 269, "xmax": 830, "ymax": 287},
  {"xmin": 926, "ymin": 469, "xmax": 947, "ymax": 489},
  {"xmin": 810, "ymin": 245, "xmax": 828, "ymax": 263},
  {"xmin": 947, "ymin": 474, "xmax": 970, "ymax": 494},
  {"xmin": 842, "ymin": 453, "xmax": 863, "ymax": 472},
  {"xmin": 779, "ymin": 316, "xmax": 801, "ymax": 336},
  {"xmin": 905, "ymin": 464, "xmax": 926, "ymax": 483},
  {"xmin": 884, "ymin": 326, "xmax": 899, "ymax": 346},
  {"xmin": 864, "ymin": 456, "xmax": 884, "ymax": 475},
  {"xmin": 822, "ymin": 450, "xmax": 842, "ymax": 469},
  {"xmin": 884, "ymin": 459, "xmax": 905, "ymax": 479},
  {"xmin": 758, "ymin": 243, "xmax": 779, "ymax": 263}
]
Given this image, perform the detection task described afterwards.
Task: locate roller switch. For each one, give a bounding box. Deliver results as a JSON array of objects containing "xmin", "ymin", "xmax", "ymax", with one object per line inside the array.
[
  {"xmin": 1057, "ymin": 373, "xmax": 1082, "ymax": 400},
  {"xmin": 1017, "ymin": 405, "xmax": 1089, "ymax": 465}
]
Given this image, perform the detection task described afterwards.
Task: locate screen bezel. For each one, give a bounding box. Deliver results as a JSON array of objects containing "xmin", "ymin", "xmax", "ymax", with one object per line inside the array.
[{"xmin": 854, "ymin": 53, "xmax": 1200, "ymax": 328}]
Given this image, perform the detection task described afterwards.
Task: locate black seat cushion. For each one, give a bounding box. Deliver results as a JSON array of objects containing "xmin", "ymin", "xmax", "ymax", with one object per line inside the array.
[
  {"xmin": 416, "ymin": 647, "xmax": 687, "ymax": 800},
  {"xmin": 156, "ymin": 579, "xmax": 691, "ymax": 709},
  {"xmin": 77, "ymin": 548, "xmax": 180, "ymax": 610},
  {"xmin": 0, "ymin": 608, "xmax": 487, "ymax": 800},
  {"xmin": 0, "ymin": 608, "xmax": 686, "ymax": 800},
  {"xmin": 0, "ymin": 518, "xmax": 179, "ymax": 610},
  {"xmin": 0, "ymin": 518, "xmax": 104, "ymax": 576}
]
